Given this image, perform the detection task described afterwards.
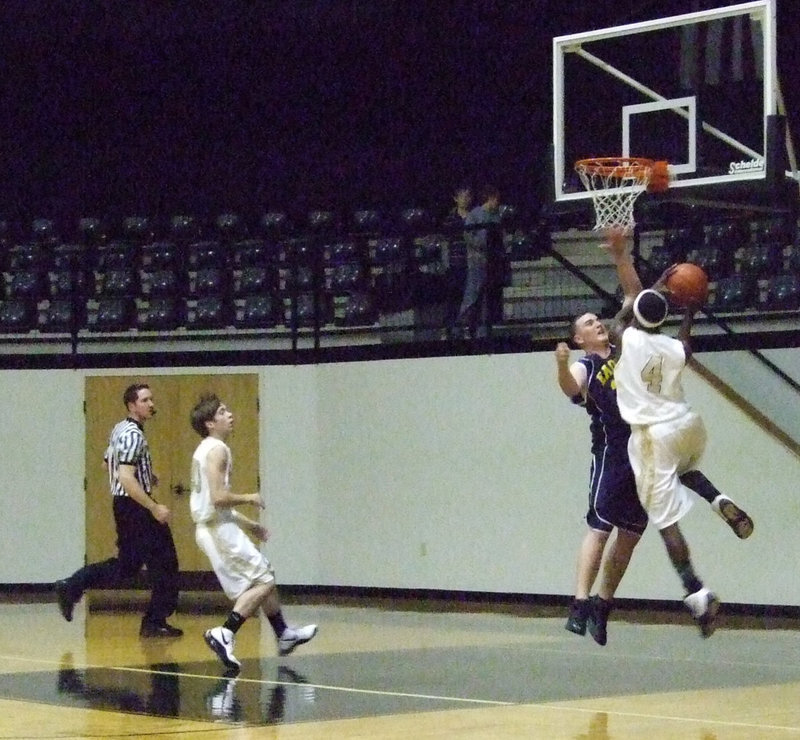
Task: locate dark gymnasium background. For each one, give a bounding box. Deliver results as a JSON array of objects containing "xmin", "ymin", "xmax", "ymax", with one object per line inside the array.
[{"xmin": 1, "ymin": 0, "xmax": 798, "ymax": 233}]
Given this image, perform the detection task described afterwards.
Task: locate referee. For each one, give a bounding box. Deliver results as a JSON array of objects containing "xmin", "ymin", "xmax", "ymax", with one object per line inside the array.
[{"xmin": 55, "ymin": 383, "xmax": 182, "ymax": 637}]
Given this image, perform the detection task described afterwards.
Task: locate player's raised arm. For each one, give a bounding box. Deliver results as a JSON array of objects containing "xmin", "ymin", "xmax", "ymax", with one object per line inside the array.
[
  {"xmin": 677, "ymin": 299, "xmax": 701, "ymax": 360},
  {"xmin": 555, "ymin": 341, "xmax": 587, "ymax": 400},
  {"xmin": 601, "ymin": 228, "xmax": 639, "ymax": 342},
  {"xmin": 602, "ymin": 227, "xmax": 641, "ymax": 301}
]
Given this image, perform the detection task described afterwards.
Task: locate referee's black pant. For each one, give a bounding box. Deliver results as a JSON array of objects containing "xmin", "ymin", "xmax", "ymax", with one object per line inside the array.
[{"xmin": 68, "ymin": 496, "xmax": 179, "ymax": 625}]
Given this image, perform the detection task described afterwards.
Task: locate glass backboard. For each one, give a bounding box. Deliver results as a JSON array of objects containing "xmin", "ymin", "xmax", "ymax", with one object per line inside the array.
[{"xmin": 553, "ymin": 0, "xmax": 786, "ymax": 204}]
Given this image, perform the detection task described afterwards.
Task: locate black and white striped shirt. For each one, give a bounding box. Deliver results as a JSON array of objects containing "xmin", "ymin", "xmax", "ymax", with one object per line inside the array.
[{"xmin": 105, "ymin": 418, "xmax": 154, "ymax": 497}]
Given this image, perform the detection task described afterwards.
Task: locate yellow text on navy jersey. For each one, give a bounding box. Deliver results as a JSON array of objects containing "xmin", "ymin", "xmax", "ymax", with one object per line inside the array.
[{"xmin": 595, "ymin": 358, "xmax": 617, "ymax": 389}]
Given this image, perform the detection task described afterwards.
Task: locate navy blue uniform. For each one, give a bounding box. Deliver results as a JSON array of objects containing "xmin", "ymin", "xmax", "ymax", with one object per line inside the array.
[{"xmin": 574, "ymin": 353, "xmax": 647, "ymax": 535}]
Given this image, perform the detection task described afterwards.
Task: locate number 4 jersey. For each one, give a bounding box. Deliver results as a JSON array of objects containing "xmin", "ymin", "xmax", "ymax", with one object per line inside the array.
[{"xmin": 614, "ymin": 326, "xmax": 692, "ymax": 425}]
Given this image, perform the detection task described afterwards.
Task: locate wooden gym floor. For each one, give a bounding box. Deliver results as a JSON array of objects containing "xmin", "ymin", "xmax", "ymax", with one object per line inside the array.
[{"xmin": 1, "ymin": 593, "xmax": 800, "ymax": 739}]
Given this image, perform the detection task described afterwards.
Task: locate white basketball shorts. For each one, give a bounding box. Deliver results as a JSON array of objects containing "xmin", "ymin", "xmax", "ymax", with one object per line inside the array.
[
  {"xmin": 195, "ymin": 520, "xmax": 275, "ymax": 600},
  {"xmin": 627, "ymin": 411, "xmax": 707, "ymax": 530}
]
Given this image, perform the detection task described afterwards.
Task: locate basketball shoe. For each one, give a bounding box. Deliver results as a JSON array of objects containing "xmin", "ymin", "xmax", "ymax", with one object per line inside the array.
[
  {"xmin": 712, "ymin": 496, "xmax": 754, "ymax": 539},
  {"xmin": 204, "ymin": 626, "xmax": 241, "ymax": 671},
  {"xmin": 564, "ymin": 599, "xmax": 588, "ymax": 636},
  {"xmin": 55, "ymin": 579, "xmax": 79, "ymax": 622},
  {"xmin": 683, "ymin": 587, "xmax": 720, "ymax": 638},
  {"xmin": 277, "ymin": 624, "xmax": 318, "ymax": 656},
  {"xmin": 587, "ymin": 595, "xmax": 612, "ymax": 646}
]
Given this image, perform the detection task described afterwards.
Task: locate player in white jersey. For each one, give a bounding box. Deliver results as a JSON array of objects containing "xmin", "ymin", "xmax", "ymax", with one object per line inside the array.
[
  {"xmin": 190, "ymin": 393, "xmax": 317, "ymax": 673},
  {"xmin": 607, "ymin": 235, "xmax": 752, "ymax": 638}
]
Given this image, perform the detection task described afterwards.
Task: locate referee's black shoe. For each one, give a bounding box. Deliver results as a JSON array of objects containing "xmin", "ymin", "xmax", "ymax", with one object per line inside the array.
[
  {"xmin": 55, "ymin": 580, "xmax": 78, "ymax": 623},
  {"xmin": 140, "ymin": 620, "xmax": 184, "ymax": 638}
]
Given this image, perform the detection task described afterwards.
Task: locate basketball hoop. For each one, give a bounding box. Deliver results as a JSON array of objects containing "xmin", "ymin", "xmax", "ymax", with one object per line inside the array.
[{"xmin": 575, "ymin": 157, "xmax": 654, "ymax": 231}]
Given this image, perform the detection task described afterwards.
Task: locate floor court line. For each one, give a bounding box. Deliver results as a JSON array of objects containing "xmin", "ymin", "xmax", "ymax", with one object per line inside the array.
[{"xmin": 2, "ymin": 654, "xmax": 516, "ymax": 707}]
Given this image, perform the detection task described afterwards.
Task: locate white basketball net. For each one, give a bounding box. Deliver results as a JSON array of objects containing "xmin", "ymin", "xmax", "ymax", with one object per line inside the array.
[{"xmin": 575, "ymin": 158, "xmax": 652, "ymax": 230}]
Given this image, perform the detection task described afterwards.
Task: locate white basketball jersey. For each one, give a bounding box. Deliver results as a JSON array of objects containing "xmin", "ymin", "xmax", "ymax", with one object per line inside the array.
[
  {"xmin": 614, "ymin": 326, "xmax": 691, "ymax": 425},
  {"xmin": 190, "ymin": 436, "xmax": 233, "ymax": 524}
]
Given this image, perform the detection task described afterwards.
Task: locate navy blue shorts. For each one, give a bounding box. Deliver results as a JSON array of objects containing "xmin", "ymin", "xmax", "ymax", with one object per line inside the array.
[{"xmin": 586, "ymin": 448, "xmax": 648, "ymax": 535}]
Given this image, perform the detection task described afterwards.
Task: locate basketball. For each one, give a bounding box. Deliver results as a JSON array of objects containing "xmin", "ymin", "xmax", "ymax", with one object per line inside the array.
[
  {"xmin": 646, "ymin": 160, "xmax": 671, "ymax": 193},
  {"xmin": 665, "ymin": 263, "xmax": 709, "ymax": 307}
]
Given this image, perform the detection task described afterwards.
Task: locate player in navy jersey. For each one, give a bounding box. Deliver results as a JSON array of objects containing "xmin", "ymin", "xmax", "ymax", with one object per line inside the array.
[
  {"xmin": 55, "ymin": 383, "xmax": 182, "ymax": 637},
  {"xmin": 556, "ymin": 308, "xmax": 647, "ymax": 646}
]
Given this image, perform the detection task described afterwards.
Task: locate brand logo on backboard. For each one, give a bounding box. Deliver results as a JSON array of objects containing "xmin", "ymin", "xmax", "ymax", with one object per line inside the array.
[{"xmin": 728, "ymin": 158, "xmax": 765, "ymax": 175}]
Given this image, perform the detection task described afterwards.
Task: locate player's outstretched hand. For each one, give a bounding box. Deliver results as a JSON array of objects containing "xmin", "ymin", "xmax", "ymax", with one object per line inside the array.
[
  {"xmin": 601, "ymin": 226, "xmax": 631, "ymax": 257},
  {"xmin": 555, "ymin": 341, "xmax": 571, "ymax": 365},
  {"xmin": 653, "ymin": 263, "xmax": 678, "ymax": 292}
]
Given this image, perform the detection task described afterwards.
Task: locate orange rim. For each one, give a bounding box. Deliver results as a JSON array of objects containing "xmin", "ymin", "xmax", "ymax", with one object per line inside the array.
[{"xmin": 575, "ymin": 157, "xmax": 654, "ymax": 178}]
